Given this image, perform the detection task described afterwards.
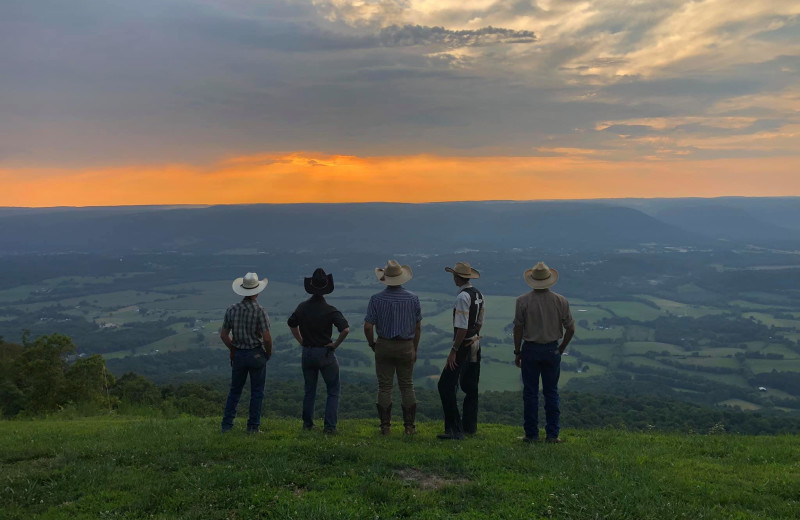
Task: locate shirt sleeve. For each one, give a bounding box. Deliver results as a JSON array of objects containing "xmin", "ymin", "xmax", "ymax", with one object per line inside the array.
[
  {"xmin": 222, "ymin": 307, "xmax": 233, "ymax": 330},
  {"xmin": 513, "ymin": 297, "xmax": 525, "ymax": 327},
  {"xmin": 364, "ymin": 296, "xmax": 377, "ymax": 325},
  {"xmin": 287, "ymin": 310, "xmax": 299, "ymax": 329},
  {"xmin": 453, "ymin": 292, "xmax": 470, "ymax": 329},
  {"xmin": 414, "ymin": 296, "xmax": 422, "ymax": 323},
  {"xmin": 561, "ymin": 298, "xmax": 574, "ymax": 329},
  {"xmin": 331, "ymin": 310, "xmax": 349, "ymax": 332},
  {"xmin": 258, "ymin": 307, "xmax": 270, "ymax": 332}
]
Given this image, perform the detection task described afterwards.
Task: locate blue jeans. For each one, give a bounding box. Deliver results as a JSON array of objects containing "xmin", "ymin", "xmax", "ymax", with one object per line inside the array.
[
  {"xmin": 521, "ymin": 341, "xmax": 561, "ymax": 439},
  {"xmin": 221, "ymin": 348, "xmax": 268, "ymax": 432},
  {"xmin": 302, "ymin": 347, "xmax": 340, "ymax": 431}
]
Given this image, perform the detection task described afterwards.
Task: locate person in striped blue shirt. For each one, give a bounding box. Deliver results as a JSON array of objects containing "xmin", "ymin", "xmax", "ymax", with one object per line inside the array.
[{"xmin": 364, "ymin": 260, "xmax": 422, "ymax": 435}]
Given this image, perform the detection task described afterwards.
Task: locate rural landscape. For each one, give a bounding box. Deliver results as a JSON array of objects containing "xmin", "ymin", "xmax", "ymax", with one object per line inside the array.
[
  {"xmin": 3, "ymin": 199, "xmax": 800, "ymax": 518},
  {"xmin": 3, "ymin": 199, "xmax": 800, "ymax": 410},
  {"xmin": 4, "ymin": 0, "xmax": 800, "ymax": 517}
]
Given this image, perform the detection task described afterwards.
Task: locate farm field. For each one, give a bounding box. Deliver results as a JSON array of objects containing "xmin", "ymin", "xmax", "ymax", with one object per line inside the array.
[{"xmin": 1, "ymin": 267, "xmax": 799, "ymax": 407}]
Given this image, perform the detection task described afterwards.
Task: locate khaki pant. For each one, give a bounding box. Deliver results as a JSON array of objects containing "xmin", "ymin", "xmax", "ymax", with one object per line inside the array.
[{"xmin": 374, "ymin": 338, "xmax": 416, "ymax": 408}]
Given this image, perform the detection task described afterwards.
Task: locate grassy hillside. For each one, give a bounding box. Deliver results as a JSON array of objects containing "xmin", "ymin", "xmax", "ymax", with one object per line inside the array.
[{"xmin": 2, "ymin": 417, "xmax": 798, "ymax": 519}]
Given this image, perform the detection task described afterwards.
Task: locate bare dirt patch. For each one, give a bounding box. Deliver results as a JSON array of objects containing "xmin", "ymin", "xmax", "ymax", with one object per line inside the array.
[{"xmin": 394, "ymin": 468, "xmax": 468, "ymax": 490}]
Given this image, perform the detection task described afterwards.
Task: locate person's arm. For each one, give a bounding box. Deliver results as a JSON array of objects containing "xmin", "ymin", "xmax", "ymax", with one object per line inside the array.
[
  {"xmin": 412, "ymin": 321, "xmax": 421, "ymax": 363},
  {"xmin": 446, "ymin": 327, "xmax": 468, "ymax": 371},
  {"xmin": 412, "ymin": 296, "xmax": 422, "ymax": 362},
  {"xmin": 287, "ymin": 309, "xmax": 301, "ymax": 345},
  {"xmin": 327, "ymin": 327, "xmax": 350, "ymax": 349},
  {"xmin": 290, "ymin": 326, "xmax": 303, "ymax": 346},
  {"xmin": 364, "ymin": 322, "xmax": 376, "ymax": 352},
  {"xmin": 220, "ymin": 327, "xmax": 235, "ymax": 362},
  {"xmin": 559, "ymin": 323, "xmax": 575, "ymax": 354},
  {"xmin": 262, "ymin": 330, "xmax": 273, "ymax": 360},
  {"xmin": 513, "ymin": 324, "xmax": 523, "ymax": 368}
]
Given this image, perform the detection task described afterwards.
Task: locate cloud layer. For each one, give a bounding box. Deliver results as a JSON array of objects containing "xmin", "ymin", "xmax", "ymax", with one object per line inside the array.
[{"xmin": 1, "ymin": 0, "xmax": 799, "ymax": 200}]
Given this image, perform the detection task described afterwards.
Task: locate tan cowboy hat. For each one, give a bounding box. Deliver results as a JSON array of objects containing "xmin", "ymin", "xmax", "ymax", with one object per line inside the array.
[
  {"xmin": 524, "ymin": 262, "xmax": 558, "ymax": 289},
  {"xmin": 232, "ymin": 272, "xmax": 268, "ymax": 296},
  {"xmin": 445, "ymin": 261, "xmax": 480, "ymax": 279},
  {"xmin": 375, "ymin": 260, "xmax": 413, "ymax": 286}
]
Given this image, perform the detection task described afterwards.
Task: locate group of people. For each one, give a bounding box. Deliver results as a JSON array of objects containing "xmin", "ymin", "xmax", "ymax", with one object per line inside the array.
[{"xmin": 219, "ymin": 259, "xmax": 575, "ymax": 443}]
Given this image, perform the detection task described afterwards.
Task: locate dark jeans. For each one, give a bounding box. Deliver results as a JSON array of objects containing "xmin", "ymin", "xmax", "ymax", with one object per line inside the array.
[
  {"xmin": 302, "ymin": 347, "xmax": 341, "ymax": 431},
  {"xmin": 438, "ymin": 348, "xmax": 481, "ymax": 435},
  {"xmin": 521, "ymin": 341, "xmax": 561, "ymax": 439},
  {"xmin": 221, "ymin": 348, "xmax": 268, "ymax": 432}
]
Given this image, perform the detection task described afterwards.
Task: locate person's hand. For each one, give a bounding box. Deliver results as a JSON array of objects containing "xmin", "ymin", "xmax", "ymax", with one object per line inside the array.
[
  {"xmin": 369, "ymin": 342, "xmax": 376, "ymax": 352},
  {"xmin": 445, "ymin": 350, "xmax": 458, "ymax": 371},
  {"xmin": 229, "ymin": 350, "xmax": 235, "ymax": 362},
  {"xmin": 515, "ymin": 354, "xmax": 522, "ymax": 368},
  {"xmin": 325, "ymin": 342, "xmax": 336, "ymax": 350},
  {"xmin": 264, "ymin": 347, "xmax": 273, "ymax": 361}
]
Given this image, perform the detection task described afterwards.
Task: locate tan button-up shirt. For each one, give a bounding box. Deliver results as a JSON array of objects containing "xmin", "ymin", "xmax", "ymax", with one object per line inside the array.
[{"xmin": 513, "ymin": 289, "xmax": 574, "ymax": 344}]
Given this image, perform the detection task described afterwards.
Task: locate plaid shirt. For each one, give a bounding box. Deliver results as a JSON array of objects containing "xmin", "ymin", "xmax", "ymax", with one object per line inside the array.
[{"xmin": 222, "ymin": 298, "xmax": 270, "ymax": 350}]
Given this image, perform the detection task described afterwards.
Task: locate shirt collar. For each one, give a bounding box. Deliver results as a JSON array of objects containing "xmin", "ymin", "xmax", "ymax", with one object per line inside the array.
[{"xmin": 458, "ymin": 282, "xmax": 473, "ymax": 292}]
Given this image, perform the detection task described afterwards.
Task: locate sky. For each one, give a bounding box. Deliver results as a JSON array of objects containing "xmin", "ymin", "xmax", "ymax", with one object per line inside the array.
[{"xmin": 1, "ymin": 0, "xmax": 799, "ymax": 206}]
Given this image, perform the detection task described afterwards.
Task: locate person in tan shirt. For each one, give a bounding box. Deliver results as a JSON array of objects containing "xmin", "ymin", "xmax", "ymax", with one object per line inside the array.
[{"xmin": 513, "ymin": 262, "xmax": 575, "ymax": 443}]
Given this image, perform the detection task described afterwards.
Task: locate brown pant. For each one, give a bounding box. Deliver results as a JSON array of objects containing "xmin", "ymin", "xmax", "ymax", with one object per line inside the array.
[{"xmin": 374, "ymin": 338, "xmax": 416, "ymax": 408}]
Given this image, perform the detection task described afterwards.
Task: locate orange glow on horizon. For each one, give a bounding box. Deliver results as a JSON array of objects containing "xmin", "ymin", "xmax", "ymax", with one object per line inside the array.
[{"xmin": 2, "ymin": 152, "xmax": 800, "ymax": 207}]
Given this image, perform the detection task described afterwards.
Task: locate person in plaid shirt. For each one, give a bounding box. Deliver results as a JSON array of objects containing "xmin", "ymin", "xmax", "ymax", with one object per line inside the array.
[{"xmin": 220, "ymin": 272, "xmax": 273, "ymax": 433}]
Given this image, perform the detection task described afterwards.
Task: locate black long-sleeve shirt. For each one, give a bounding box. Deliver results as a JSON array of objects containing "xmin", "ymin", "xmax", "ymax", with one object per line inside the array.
[{"xmin": 287, "ymin": 295, "xmax": 349, "ymax": 347}]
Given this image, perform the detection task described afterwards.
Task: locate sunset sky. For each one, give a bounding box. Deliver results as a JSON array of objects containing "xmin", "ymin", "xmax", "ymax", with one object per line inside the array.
[{"xmin": 2, "ymin": 0, "xmax": 799, "ymax": 206}]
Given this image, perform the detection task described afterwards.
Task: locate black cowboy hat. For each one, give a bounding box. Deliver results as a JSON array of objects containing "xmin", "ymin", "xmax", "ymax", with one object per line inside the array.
[{"xmin": 304, "ymin": 268, "xmax": 334, "ymax": 295}]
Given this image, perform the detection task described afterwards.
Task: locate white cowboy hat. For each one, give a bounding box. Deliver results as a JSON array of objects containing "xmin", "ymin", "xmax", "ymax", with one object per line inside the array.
[
  {"xmin": 375, "ymin": 260, "xmax": 413, "ymax": 286},
  {"xmin": 232, "ymin": 272, "xmax": 268, "ymax": 296},
  {"xmin": 445, "ymin": 261, "xmax": 480, "ymax": 279},
  {"xmin": 524, "ymin": 262, "xmax": 558, "ymax": 289}
]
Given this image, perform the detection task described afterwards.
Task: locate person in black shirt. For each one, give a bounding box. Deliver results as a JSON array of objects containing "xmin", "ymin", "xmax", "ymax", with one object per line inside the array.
[{"xmin": 288, "ymin": 268, "xmax": 350, "ymax": 433}]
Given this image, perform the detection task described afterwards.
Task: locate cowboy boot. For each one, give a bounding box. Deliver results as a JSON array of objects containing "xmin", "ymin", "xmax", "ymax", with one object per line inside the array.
[
  {"xmin": 377, "ymin": 403, "xmax": 392, "ymax": 435},
  {"xmin": 402, "ymin": 403, "xmax": 417, "ymax": 435}
]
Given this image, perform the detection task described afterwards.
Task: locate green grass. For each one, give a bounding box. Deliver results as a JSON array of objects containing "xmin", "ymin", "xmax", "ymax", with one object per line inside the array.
[
  {"xmin": 597, "ymin": 301, "xmax": 663, "ymax": 321},
  {"xmin": 759, "ymin": 344, "xmax": 800, "ymax": 359},
  {"xmin": 637, "ymin": 296, "xmax": 724, "ymax": 318},
  {"xmin": 571, "ymin": 344, "xmax": 618, "ymax": 362},
  {"xmin": 742, "ymin": 312, "xmax": 800, "ymax": 329},
  {"xmin": 624, "ymin": 341, "xmax": 684, "ymax": 356},
  {"xmin": 2, "ymin": 417, "xmax": 799, "ymax": 519},
  {"xmin": 718, "ymin": 399, "xmax": 761, "ymax": 411},
  {"xmin": 747, "ymin": 359, "xmax": 800, "ymax": 375}
]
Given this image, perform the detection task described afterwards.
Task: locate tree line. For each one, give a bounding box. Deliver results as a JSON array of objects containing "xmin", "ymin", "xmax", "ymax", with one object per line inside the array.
[{"xmin": 3, "ymin": 334, "xmax": 800, "ymax": 435}]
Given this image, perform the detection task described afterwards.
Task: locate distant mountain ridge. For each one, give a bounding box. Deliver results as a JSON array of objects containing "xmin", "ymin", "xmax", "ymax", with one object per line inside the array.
[
  {"xmin": 0, "ymin": 201, "xmax": 695, "ymax": 254},
  {"xmin": 1, "ymin": 198, "xmax": 797, "ymax": 254}
]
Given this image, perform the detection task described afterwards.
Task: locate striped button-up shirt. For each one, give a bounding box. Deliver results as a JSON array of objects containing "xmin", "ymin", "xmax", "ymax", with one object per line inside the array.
[
  {"xmin": 364, "ymin": 286, "xmax": 422, "ymax": 340},
  {"xmin": 222, "ymin": 298, "xmax": 271, "ymax": 349}
]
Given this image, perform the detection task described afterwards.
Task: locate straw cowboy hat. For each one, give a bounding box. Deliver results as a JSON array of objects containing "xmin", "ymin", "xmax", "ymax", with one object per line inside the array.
[
  {"xmin": 375, "ymin": 260, "xmax": 413, "ymax": 286},
  {"xmin": 304, "ymin": 268, "xmax": 334, "ymax": 295},
  {"xmin": 445, "ymin": 261, "xmax": 480, "ymax": 279},
  {"xmin": 524, "ymin": 262, "xmax": 559, "ymax": 289},
  {"xmin": 232, "ymin": 272, "xmax": 268, "ymax": 296}
]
